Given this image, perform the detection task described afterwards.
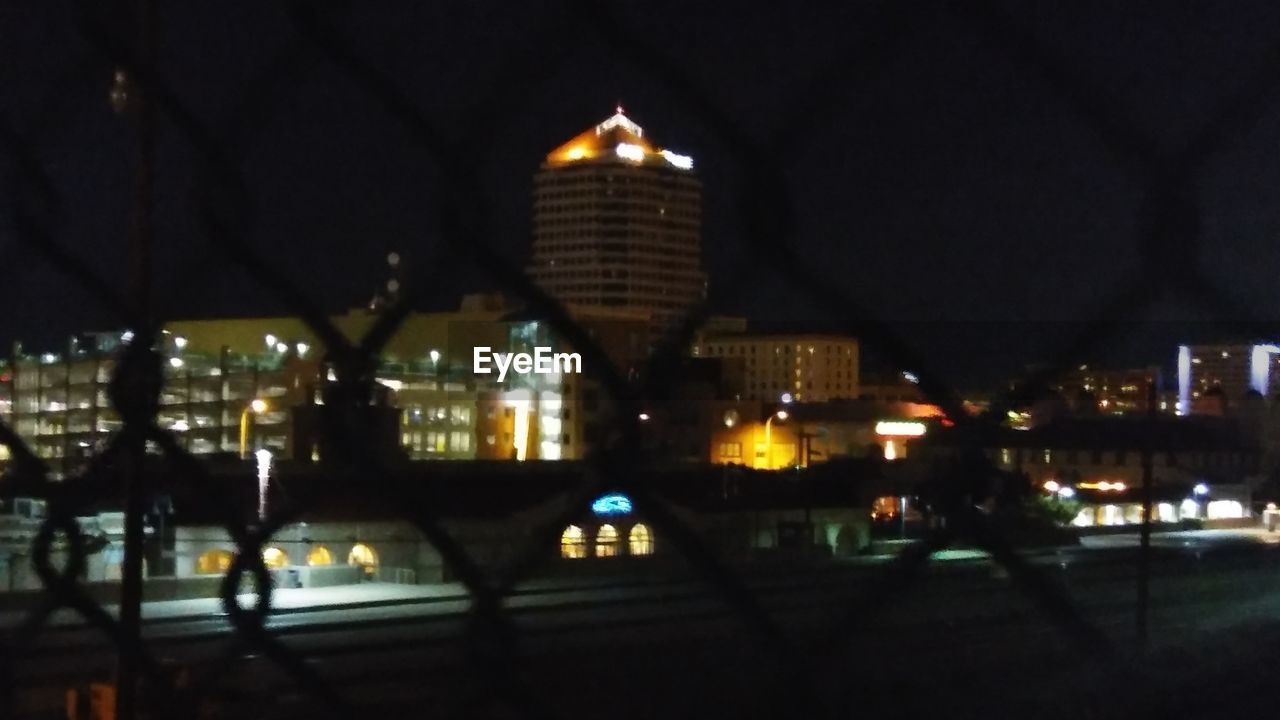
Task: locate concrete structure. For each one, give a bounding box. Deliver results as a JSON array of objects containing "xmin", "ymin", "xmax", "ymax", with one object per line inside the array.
[
  {"xmin": 692, "ymin": 334, "xmax": 859, "ymax": 403},
  {"xmin": 0, "ymin": 297, "xmax": 649, "ymax": 475},
  {"xmin": 0, "ymin": 462, "xmax": 873, "ymax": 594},
  {"xmin": 527, "ymin": 108, "xmax": 705, "ymax": 344}
]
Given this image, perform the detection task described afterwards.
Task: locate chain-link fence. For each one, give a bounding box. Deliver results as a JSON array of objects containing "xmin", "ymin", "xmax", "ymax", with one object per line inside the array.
[{"xmin": 4, "ymin": 2, "xmax": 1280, "ymax": 718}]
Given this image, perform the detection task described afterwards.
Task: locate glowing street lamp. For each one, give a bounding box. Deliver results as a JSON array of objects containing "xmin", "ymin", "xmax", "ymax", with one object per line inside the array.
[
  {"xmin": 240, "ymin": 398, "xmax": 268, "ymax": 459},
  {"xmin": 762, "ymin": 409, "xmax": 789, "ymax": 470},
  {"xmin": 255, "ymin": 449, "xmax": 272, "ymax": 521}
]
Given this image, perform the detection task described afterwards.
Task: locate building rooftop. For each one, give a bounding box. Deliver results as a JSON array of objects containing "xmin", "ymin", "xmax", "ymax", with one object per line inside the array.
[{"xmin": 544, "ymin": 107, "xmax": 694, "ymax": 170}]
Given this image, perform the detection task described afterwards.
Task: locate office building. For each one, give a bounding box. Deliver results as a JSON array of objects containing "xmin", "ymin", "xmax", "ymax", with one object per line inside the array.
[
  {"xmin": 527, "ymin": 107, "xmax": 705, "ymax": 343},
  {"xmin": 1176, "ymin": 343, "xmax": 1280, "ymax": 415},
  {"xmin": 0, "ymin": 298, "xmax": 648, "ymax": 476},
  {"xmin": 692, "ymin": 334, "xmax": 859, "ymax": 403}
]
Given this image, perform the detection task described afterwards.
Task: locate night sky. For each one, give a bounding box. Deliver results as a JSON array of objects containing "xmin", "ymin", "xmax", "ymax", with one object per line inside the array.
[{"xmin": 6, "ymin": 2, "xmax": 1280, "ymax": 389}]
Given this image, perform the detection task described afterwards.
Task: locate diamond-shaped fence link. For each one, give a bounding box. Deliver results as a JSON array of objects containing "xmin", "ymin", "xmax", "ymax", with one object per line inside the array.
[{"xmin": 2, "ymin": 1, "xmax": 1278, "ymax": 718}]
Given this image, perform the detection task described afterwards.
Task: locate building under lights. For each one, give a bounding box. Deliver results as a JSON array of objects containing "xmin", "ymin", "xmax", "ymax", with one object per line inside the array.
[
  {"xmin": 708, "ymin": 399, "xmax": 944, "ymax": 469},
  {"xmin": 528, "ymin": 107, "xmax": 705, "ymax": 344},
  {"xmin": 692, "ymin": 334, "xmax": 859, "ymax": 403},
  {"xmin": 0, "ymin": 296, "xmax": 648, "ymax": 476},
  {"xmin": 916, "ymin": 416, "xmax": 1260, "ymax": 527},
  {"xmin": 1176, "ymin": 343, "xmax": 1280, "ymax": 415},
  {"xmin": 1036, "ymin": 363, "xmax": 1163, "ymax": 416}
]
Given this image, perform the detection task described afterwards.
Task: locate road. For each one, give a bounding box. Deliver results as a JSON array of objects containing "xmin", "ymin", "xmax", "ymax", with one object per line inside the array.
[{"xmin": 10, "ymin": 528, "xmax": 1280, "ymax": 719}]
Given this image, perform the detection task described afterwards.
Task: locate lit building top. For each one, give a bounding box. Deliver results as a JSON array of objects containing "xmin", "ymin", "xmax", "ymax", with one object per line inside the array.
[{"xmin": 545, "ymin": 106, "xmax": 694, "ymax": 170}]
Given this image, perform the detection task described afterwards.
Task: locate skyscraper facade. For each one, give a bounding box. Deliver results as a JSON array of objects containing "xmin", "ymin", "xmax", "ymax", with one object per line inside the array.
[{"xmin": 528, "ymin": 108, "xmax": 705, "ymax": 343}]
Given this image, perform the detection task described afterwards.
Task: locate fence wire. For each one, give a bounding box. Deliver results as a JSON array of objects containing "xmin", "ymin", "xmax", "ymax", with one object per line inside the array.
[{"xmin": 3, "ymin": 1, "xmax": 1279, "ymax": 718}]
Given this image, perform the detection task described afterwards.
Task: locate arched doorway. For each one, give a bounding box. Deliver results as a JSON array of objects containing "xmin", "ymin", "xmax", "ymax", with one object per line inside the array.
[
  {"xmin": 560, "ymin": 525, "xmax": 586, "ymax": 559},
  {"xmin": 195, "ymin": 549, "xmax": 234, "ymax": 575},
  {"xmin": 262, "ymin": 547, "xmax": 289, "ymax": 569},
  {"xmin": 595, "ymin": 524, "xmax": 619, "ymax": 558},
  {"xmin": 348, "ymin": 543, "xmax": 378, "ymax": 579},
  {"xmin": 628, "ymin": 524, "xmax": 653, "ymax": 556},
  {"xmin": 306, "ymin": 546, "xmax": 333, "ymax": 566}
]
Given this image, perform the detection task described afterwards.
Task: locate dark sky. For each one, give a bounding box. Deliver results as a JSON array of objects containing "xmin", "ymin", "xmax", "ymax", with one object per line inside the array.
[{"xmin": 5, "ymin": 2, "xmax": 1280, "ymax": 389}]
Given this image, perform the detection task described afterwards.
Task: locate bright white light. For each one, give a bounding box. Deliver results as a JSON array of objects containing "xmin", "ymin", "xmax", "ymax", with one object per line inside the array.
[
  {"xmin": 171, "ymin": 420, "xmax": 189, "ymax": 432},
  {"xmin": 513, "ymin": 404, "xmax": 530, "ymax": 461},
  {"xmin": 429, "ymin": 349, "xmax": 441, "ymax": 364},
  {"xmin": 255, "ymin": 449, "xmax": 273, "ymax": 521},
  {"xmin": 377, "ymin": 379, "xmax": 405, "ymax": 391},
  {"xmin": 775, "ymin": 410, "xmax": 789, "ymax": 421},
  {"xmin": 121, "ymin": 330, "xmax": 135, "ymax": 344},
  {"xmin": 275, "ymin": 342, "xmax": 288, "ymax": 353},
  {"xmin": 615, "ymin": 143, "xmax": 645, "ymax": 162},
  {"xmin": 250, "ymin": 398, "xmax": 268, "ymax": 414},
  {"xmin": 660, "ymin": 149, "xmax": 693, "ymax": 169},
  {"xmin": 638, "ymin": 413, "xmax": 651, "ymax": 421},
  {"xmin": 780, "ymin": 393, "xmax": 794, "ymax": 404},
  {"xmin": 1193, "ymin": 482, "xmax": 1209, "ymax": 496},
  {"xmin": 597, "ymin": 111, "xmax": 643, "ymax": 137},
  {"xmin": 902, "ymin": 371, "xmax": 920, "ymax": 384},
  {"xmin": 265, "ymin": 334, "xmax": 277, "ymax": 348},
  {"xmin": 540, "ymin": 440, "xmax": 562, "ymax": 460},
  {"xmin": 296, "ymin": 342, "xmax": 309, "ymax": 357},
  {"xmin": 1057, "ymin": 487, "xmax": 1076, "ymax": 499},
  {"xmin": 1207, "ymin": 500, "xmax": 1244, "ymax": 520},
  {"xmin": 875, "ymin": 421, "xmax": 927, "ymax": 437},
  {"xmin": 40, "ymin": 353, "xmax": 58, "ymax": 364},
  {"xmin": 1043, "ymin": 480, "xmax": 1061, "ymax": 493},
  {"xmin": 169, "ymin": 357, "xmax": 184, "ymax": 369},
  {"xmin": 174, "ymin": 336, "xmax": 187, "ymax": 350}
]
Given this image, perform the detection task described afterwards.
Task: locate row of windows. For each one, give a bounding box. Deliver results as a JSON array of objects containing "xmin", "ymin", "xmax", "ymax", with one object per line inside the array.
[
  {"xmin": 999, "ymin": 447, "xmax": 1252, "ymax": 469},
  {"xmin": 535, "ymin": 171, "xmax": 699, "ymax": 189},
  {"xmin": 195, "ymin": 542, "xmax": 379, "ymax": 574},
  {"xmin": 560, "ymin": 523, "xmax": 653, "ymax": 558},
  {"xmin": 696, "ymin": 344, "xmax": 856, "ymax": 357}
]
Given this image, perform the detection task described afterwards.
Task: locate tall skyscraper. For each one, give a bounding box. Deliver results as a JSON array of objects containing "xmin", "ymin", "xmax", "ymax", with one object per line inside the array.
[{"xmin": 528, "ymin": 107, "xmax": 705, "ymax": 343}]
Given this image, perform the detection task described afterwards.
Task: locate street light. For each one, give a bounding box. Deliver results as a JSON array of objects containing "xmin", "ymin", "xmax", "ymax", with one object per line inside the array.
[
  {"xmin": 763, "ymin": 409, "xmax": 788, "ymax": 470},
  {"xmin": 255, "ymin": 449, "xmax": 272, "ymax": 521},
  {"xmin": 240, "ymin": 398, "xmax": 268, "ymax": 459}
]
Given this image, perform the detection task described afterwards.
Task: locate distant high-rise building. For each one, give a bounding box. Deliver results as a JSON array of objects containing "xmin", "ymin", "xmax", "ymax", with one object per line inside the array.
[
  {"xmin": 528, "ymin": 107, "xmax": 705, "ymax": 343},
  {"xmin": 1176, "ymin": 343, "xmax": 1280, "ymax": 415}
]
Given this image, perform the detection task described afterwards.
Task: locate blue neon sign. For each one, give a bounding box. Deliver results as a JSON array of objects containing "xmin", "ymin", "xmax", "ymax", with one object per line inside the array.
[{"xmin": 591, "ymin": 493, "xmax": 633, "ymax": 516}]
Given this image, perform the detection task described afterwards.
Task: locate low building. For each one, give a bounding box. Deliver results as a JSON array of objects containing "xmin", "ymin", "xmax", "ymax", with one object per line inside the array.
[
  {"xmin": 709, "ymin": 399, "xmax": 947, "ymax": 469},
  {"xmin": 916, "ymin": 416, "xmax": 1262, "ymax": 528},
  {"xmin": 0, "ymin": 461, "xmax": 874, "ymax": 596}
]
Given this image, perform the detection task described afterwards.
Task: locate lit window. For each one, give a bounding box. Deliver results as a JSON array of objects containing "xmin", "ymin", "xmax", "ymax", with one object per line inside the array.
[
  {"xmin": 561, "ymin": 525, "xmax": 587, "ymax": 559},
  {"xmin": 348, "ymin": 543, "xmax": 378, "ymax": 568},
  {"xmin": 306, "ymin": 546, "xmax": 333, "ymax": 566},
  {"xmin": 262, "ymin": 547, "xmax": 289, "ymax": 569},
  {"xmin": 195, "ymin": 549, "xmax": 233, "ymax": 575},
  {"xmin": 629, "ymin": 524, "xmax": 653, "ymax": 556},
  {"xmin": 595, "ymin": 524, "xmax": 619, "ymax": 557}
]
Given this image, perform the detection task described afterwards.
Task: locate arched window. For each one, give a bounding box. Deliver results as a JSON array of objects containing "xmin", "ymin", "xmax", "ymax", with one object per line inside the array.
[
  {"xmin": 628, "ymin": 524, "xmax": 653, "ymax": 556},
  {"xmin": 595, "ymin": 524, "xmax": 619, "ymax": 558},
  {"xmin": 262, "ymin": 547, "xmax": 289, "ymax": 569},
  {"xmin": 195, "ymin": 549, "xmax": 234, "ymax": 575},
  {"xmin": 306, "ymin": 546, "xmax": 333, "ymax": 566},
  {"xmin": 560, "ymin": 525, "xmax": 586, "ymax": 559},
  {"xmin": 348, "ymin": 543, "xmax": 378, "ymax": 568}
]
